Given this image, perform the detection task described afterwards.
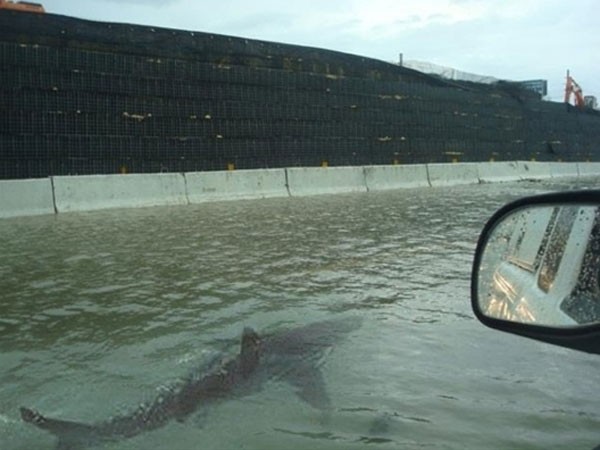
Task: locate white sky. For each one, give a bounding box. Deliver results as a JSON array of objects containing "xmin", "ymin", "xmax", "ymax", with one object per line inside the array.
[{"xmin": 40, "ymin": 0, "xmax": 599, "ymax": 102}]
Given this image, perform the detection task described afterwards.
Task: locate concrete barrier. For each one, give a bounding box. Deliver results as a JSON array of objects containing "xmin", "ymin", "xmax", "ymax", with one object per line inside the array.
[
  {"xmin": 0, "ymin": 178, "xmax": 55, "ymax": 218},
  {"xmin": 53, "ymin": 173, "xmax": 188, "ymax": 213},
  {"xmin": 5, "ymin": 160, "xmax": 600, "ymax": 220},
  {"xmin": 550, "ymin": 162, "xmax": 579, "ymax": 178},
  {"xmin": 364, "ymin": 164, "xmax": 430, "ymax": 191},
  {"xmin": 185, "ymin": 169, "xmax": 288, "ymax": 203},
  {"xmin": 427, "ymin": 163, "xmax": 480, "ymax": 187},
  {"xmin": 477, "ymin": 161, "xmax": 523, "ymax": 183},
  {"xmin": 517, "ymin": 161, "xmax": 552, "ymax": 180},
  {"xmin": 577, "ymin": 162, "xmax": 600, "ymax": 177},
  {"xmin": 286, "ymin": 167, "xmax": 367, "ymax": 196}
]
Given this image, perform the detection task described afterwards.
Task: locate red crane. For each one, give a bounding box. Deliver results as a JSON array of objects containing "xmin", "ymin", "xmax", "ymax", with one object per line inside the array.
[
  {"xmin": 0, "ymin": 0, "xmax": 45, "ymax": 13},
  {"xmin": 564, "ymin": 70, "xmax": 585, "ymax": 108}
]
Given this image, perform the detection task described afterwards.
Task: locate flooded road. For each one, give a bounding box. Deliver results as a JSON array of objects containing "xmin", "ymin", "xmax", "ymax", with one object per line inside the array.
[{"xmin": 1, "ymin": 179, "xmax": 599, "ymax": 449}]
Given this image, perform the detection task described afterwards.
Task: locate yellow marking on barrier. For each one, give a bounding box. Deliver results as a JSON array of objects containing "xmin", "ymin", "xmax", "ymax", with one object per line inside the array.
[
  {"xmin": 227, "ymin": 163, "xmax": 235, "ymax": 171},
  {"xmin": 321, "ymin": 160, "xmax": 329, "ymax": 168}
]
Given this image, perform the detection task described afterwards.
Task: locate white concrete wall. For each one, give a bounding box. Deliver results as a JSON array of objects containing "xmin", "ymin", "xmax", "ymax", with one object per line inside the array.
[
  {"xmin": 477, "ymin": 161, "xmax": 522, "ymax": 183},
  {"xmin": 578, "ymin": 162, "xmax": 600, "ymax": 177},
  {"xmin": 185, "ymin": 169, "xmax": 288, "ymax": 203},
  {"xmin": 0, "ymin": 178, "xmax": 55, "ymax": 218},
  {"xmin": 4, "ymin": 161, "xmax": 600, "ymax": 219},
  {"xmin": 364, "ymin": 165, "xmax": 430, "ymax": 191},
  {"xmin": 550, "ymin": 162, "xmax": 579, "ymax": 178},
  {"xmin": 53, "ymin": 173, "xmax": 188, "ymax": 213},
  {"xmin": 427, "ymin": 162, "xmax": 480, "ymax": 186},
  {"xmin": 517, "ymin": 161, "xmax": 553, "ymax": 180},
  {"xmin": 286, "ymin": 167, "xmax": 367, "ymax": 196}
]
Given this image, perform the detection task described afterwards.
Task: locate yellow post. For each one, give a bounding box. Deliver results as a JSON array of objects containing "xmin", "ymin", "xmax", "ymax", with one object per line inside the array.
[
  {"xmin": 321, "ymin": 160, "xmax": 328, "ymax": 168},
  {"xmin": 227, "ymin": 162, "xmax": 235, "ymax": 171},
  {"xmin": 120, "ymin": 165, "xmax": 127, "ymax": 174}
]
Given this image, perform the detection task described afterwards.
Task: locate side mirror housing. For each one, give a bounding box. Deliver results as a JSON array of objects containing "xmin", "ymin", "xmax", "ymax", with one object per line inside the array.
[{"xmin": 471, "ymin": 190, "xmax": 600, "ymax": 354}]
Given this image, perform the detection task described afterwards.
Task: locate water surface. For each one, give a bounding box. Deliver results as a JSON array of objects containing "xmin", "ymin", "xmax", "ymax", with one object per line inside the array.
[{"xmin": 1, "ymin": 179, "xmax": 599, "ymax": 449}]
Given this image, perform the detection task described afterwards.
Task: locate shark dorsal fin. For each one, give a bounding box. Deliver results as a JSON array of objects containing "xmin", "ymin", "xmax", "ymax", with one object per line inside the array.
[{"xmin": 240, "ymin": 327, "xmax": 260, "ymax": 376}]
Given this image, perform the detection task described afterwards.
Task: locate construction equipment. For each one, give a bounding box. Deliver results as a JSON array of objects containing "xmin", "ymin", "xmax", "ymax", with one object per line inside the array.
[
  {"xmin": 564, "ymin": 70, "xmax": 586, "ymax": 108},
  {"xmin": 0, "ymin": 0, "xmax": 45, "ymax": 13}
]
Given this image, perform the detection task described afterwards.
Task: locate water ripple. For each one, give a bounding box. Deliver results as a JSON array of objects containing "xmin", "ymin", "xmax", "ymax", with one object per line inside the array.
[{"xmin": 1, "ymin": 179, "xmax": 599, "ymax": 449}]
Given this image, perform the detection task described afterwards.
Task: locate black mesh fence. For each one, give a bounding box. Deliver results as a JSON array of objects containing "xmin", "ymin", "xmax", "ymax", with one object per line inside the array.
[{"xmin": 1, "ymin": 25, "xmax": 600, "ymax": 179}]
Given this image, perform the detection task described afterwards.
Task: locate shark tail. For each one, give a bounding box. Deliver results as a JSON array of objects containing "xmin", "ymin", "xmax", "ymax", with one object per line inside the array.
[
  {"xmin": 20, "ymin": 407, "xmax": 44, "ymax": 425},
  {"xmin": 20, "ymin": 407, "xmax": 97, "ymax": 450}
]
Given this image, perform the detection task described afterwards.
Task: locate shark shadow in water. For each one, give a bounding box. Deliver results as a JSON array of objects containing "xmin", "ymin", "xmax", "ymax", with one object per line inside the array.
[{"xmin": 20, "ymin": 317, "xmax": 361, "ymax": 449}]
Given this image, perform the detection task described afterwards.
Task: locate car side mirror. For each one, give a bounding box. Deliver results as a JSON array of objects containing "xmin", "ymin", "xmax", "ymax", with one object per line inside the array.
[{"xmin": 471, "ymin": 191, "xmax": 600, "ymax": 354}]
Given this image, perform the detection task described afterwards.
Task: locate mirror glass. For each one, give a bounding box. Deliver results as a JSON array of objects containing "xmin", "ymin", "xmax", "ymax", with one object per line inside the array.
[{"xmin": 476, "ymin": 204, "xmax": 600, "ymax": 327}]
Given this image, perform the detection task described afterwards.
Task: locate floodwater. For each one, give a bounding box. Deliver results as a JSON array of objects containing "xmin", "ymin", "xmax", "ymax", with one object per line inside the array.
[{"xmin": 0, "ymin": 179, "xmax": 598, "ymax": 450}]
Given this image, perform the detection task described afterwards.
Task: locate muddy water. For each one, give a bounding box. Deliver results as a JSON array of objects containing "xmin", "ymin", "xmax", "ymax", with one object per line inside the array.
[{"xmin": 1, "ymin": 179, "xmax": 598, "ymax": 449}]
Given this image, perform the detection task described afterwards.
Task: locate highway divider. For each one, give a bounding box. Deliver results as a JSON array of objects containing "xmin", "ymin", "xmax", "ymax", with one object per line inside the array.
[
  {"xmin": 286, "ymin": 167, "xmax": 367, "ymax": 196},
  {"xmin": 578, "ymin": 162, "xmax": 600, "ymax": 177},
  {"xmin": 477, "ymin": 161, "xmax": 523, "ymax": 183},
  {"xmin": 364, "ymin": 165, "xmax": 430, "ymax": 190},
  {"xmin": 0, "ymin": 161, "xmax": 597, "ymax": 218},
  {"xmin": 427, "ymin": 162, "xmax": 480, "ymax": 186},
  {"xmin": 185, "ymin": 169, "xmax": 288, "ymax": 203},
  {"xmin": 550, "ymin": 162, "xmax": 580, "ymax": 178},
  {"xmin": 0, "ymin": 178, "xmax": 55, "ymax": 218},
  {"xmin": 52, "ymin": 173, "xmax": 188, "ymax": 213},
  {"xmin": 518, "ymin": 161, "xmax": 553, "ymax": 180}
]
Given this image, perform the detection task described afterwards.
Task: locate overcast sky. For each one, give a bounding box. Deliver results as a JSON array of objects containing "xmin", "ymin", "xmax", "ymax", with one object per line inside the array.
[{"xmin": 41, "ymin": 0, "xmax": 599, "ymax": 102}]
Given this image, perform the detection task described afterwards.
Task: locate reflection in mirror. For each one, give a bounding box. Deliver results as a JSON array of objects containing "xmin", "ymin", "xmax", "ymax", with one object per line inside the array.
[{"xmin": 477, "ymin": 204, "xmax": 600, "ymax": 327}]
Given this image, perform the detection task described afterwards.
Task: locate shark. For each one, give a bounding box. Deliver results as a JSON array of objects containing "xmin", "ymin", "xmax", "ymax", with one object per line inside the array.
[{"xmin": 20, "ymin": 316, "xmax": 361, "ymax": 449}]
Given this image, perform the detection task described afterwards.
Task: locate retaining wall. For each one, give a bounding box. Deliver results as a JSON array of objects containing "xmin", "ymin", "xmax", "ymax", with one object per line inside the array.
[
  {"xmin": 0, "ymin": 161, "xmax": 596, "ymax": 219},
  {"xmin": 4, "ymin": 14, "xmax": 600, "ymax": 181}
]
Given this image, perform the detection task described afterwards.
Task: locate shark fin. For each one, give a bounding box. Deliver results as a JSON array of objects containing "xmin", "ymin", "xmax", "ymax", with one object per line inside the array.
[
  {"xmin": 240, "ymin": 327, "xmax": 261, "ymax": 376},
  {"xmin": 284, "ymin": 368, "xmax": 332, "ymax": 411}
]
